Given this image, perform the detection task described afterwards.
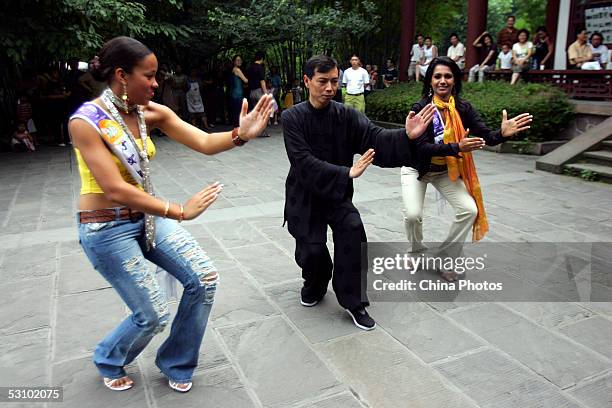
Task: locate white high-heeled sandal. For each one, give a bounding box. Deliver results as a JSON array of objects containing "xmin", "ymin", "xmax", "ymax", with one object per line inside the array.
[
  {"xmin": 168, "ymin": 379, "xmax": 192, "ymax": 393},
  {"xmin": 103, "ymin": 377, "xmax": 134, "ymax": 391}
]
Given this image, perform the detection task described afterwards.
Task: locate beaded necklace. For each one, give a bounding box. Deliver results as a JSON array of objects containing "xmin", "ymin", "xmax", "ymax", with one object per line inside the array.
[{"xmin": 101, "ymin": 87, "xmax": 157, "ymax": 250}]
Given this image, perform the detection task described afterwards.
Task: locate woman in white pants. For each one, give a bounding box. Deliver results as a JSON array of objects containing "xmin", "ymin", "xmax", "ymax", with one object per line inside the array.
[{"xmin": 401, "ymin": 57, "xmax": 533, "ymax": 281}]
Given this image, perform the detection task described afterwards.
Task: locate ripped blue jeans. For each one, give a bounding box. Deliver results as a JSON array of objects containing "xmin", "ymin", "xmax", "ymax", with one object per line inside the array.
[{"xmin": 78, "ymin": 213, "xmax": 218, "ymax": 382}]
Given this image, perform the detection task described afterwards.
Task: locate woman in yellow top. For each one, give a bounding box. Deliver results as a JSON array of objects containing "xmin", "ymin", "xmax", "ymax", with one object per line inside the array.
[
  {"xmin": 69, "ymin": 37, "xmax": 273, "ymax": 393},
  {"xmin": 400, "ymin": 57, "xmax": 532, "ymax": 281}
]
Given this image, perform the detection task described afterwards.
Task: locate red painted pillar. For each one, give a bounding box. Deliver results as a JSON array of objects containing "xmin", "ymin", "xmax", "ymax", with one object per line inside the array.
[
  {"xmin": 466, "ymin": 0, "xmax": 488, "ymax": 69},
  {"xmin": 399, "ymin": 0, "xmax": 416, "ymax": 81},
  {"xmin": 545, "ymin": 0, "xmax": 560, "ymax": 68}
]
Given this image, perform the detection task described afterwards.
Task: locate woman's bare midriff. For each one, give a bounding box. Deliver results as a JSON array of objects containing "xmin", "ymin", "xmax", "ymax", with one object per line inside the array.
[{"xmin": 79, "ymin": 193, "xmax": 124, "ymax": 211}]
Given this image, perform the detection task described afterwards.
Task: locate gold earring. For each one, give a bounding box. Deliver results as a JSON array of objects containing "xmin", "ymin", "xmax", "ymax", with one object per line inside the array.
[{"xmin": 122, "ymin": 82, "xmax": 129, "ymax": 113}]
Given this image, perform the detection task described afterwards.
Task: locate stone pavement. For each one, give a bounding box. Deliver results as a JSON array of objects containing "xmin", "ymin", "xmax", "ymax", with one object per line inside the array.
[{"xmin": 1, "ymin": 125, "xmax": 612, "ymax": 408}]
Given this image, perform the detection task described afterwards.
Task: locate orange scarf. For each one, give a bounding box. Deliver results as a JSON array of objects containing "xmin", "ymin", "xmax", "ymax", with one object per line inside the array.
[{"xmin": 433, "ymin": 95, "xmax": 489, "ymax": 241}]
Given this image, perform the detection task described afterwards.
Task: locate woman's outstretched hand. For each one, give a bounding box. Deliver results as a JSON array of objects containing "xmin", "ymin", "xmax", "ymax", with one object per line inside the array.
[
  {"xmin": 501, "ymin": 109, "xmax": 533, "ymax": 137},
  {"xmin": 237, "ymin": 95, "xmax": 274, "ymax": 140},
  {"xmin": 183, "ymin": 182, "xmax": 223, "ymax": 220},
  {"xmin": 406, "ymin": 103, "xmax": 435, "ymax": 140},
  {"xmin": 458, "ymin": 129, "xmax": 486, "ymax": 152}
]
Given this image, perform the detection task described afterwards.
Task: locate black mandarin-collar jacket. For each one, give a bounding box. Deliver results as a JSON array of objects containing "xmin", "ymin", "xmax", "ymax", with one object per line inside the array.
[{"xmin": 281, "ymin": 101, "xmax": 416, "ymax": 242}]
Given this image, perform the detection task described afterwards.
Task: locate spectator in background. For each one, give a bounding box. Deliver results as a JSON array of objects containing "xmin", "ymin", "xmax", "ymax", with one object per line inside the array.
[
  {"xmin": 383, "ymin": 59, "xmax": 398, "ymax": 87},
  {"xmin": 246, "ymin": 51, "xmax": 267, "ymax": 110},
  {"xmin": 264, "ymin": 79, "xmax": 280, "ymax": 126},
  {"xmin": 283, "ymin": 83, "xmax": 294, "ymax": 109},
  {"xmin": 334, "ymin": 66, "xmax": 345, "ymax": 102},
  {"xmin": 409, "ymin": 34, "xmax": 425, "ymax": 81},
  {"xmin": 497, "ymin": 15, "xmax": 519, "ymax": 47},
  {"xmin": 510, "ymin": 29, "xmax": 533, "ymax": 85},
  {"xmin": 16, "ymin": 94, "xmax": 38, "ymax": 145},
  {"xmin": 568, "ymin": 28, "xmax": 599, "ymax": 70},
  {"xmin": 168, "ymin": 64, "xmax": 189, "ymax": 119},
  {"xmin": 532, "ymin": 26, "xmax": 554, "ymax": 70},
  {"xmin": 468, "ymin": 32, "xmax": 497, "ymax": 82},
  {"xmin": 370, "ymin": 64, "xmax": 379, "ymax": 90},
  {"xmin": 12, "ymin": 123, "xmax": 36, "ymax": 152},
  {"xmin": 447, "ymin": 33, "xmax": 466, "ymax": 69},
  {"xmin": 364, "ymin": 64, "xmax": 373, "ymax": 95},
  {"xmin": 590, "ymin": 32, "xmax": 609, "ymax": 69},
  {"xmin": 497, "ymin": 43, "xmax": 513, "ymax": 70},
  {"xmin": 291, "ymin": 78, "xmax": 304, "ymax": 105},
  {"xmin": 416, "ymin": 37, "xmax": 437, "ymax": 81},
  {"xmin": 78, "ymin": 58, "xmax": 107, "ymax": 99},
  {"xmin": 270, "ymin": 66, "xmax": 282, "ymax": 112},
  {"xmin": 342, "ymin": 54, "xmax": 370, "ymax": 112},
  {"xmin": 229, "ymin": 55, "xmax": 249, "ymax": 127},
  {"xmin": 186, "ymin": 68, "xmax": 208, "ymax": 129},
  {"xmin": 201, "ymin": 67, "xmax": 217, "ymax": 128}
]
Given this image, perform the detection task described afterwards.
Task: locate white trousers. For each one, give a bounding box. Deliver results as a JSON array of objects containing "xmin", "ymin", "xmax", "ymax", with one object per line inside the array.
[
  {"xmin": 400, "ymin": 167, "xmax": 477, "ymax": 259},
  {"xmin": 468, "ymin": 64, "xmax": 493, "ymax": 82}
]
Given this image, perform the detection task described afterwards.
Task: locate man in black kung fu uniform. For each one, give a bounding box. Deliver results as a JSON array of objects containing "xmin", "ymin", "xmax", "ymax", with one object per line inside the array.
[{"xmin": 281, "ymin": 55, "xmax": 435, "ymax": 330}]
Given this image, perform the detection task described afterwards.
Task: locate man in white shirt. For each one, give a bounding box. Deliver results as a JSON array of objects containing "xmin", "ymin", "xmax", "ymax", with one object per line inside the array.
[
  {"xmin": 342, "ymin": 54, "xmax": 370, "ymax": 113},
  {"xmin": 409, "ymin": 34, "xmax": 425, "ymax": 80},
  {"xmin": 447, "ymin": 33, "xmax": 466, "ymax": 69},
  {"xmin": 590, "ymin": 32, "xmax": 609, "ymax": 69}
]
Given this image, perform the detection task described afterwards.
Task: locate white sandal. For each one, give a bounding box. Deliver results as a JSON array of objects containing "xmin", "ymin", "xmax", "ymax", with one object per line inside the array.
[
  {"xmin": 103, "ymin": 377, "xmax": 134, "ymax": 391},
  {"xmin": 168, "ymin": 379, "xmax": 192, "ymax": 393}
]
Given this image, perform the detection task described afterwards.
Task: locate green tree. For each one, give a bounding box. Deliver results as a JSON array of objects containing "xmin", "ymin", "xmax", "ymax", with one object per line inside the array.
[{"xmin": 0, "ymin": 0, "xmax": 190, "ymax": 138}]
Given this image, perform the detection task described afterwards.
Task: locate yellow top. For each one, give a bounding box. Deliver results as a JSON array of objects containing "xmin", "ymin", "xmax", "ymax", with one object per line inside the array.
[{"xmin": 75, "ymin": 138, "xmax": 156, "ymax": 194}]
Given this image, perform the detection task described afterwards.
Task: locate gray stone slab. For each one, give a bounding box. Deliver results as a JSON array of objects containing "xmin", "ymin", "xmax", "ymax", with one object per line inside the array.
[
  {"xmin": 266, "ymin": 281, "xmax": 358, "ymax": 343},
  {"xmin": 0, "ymin": 329, "xmax": 49, "ymax": 386},
  {"xmin": 211, "ymin": 267, "xmax": 278, "ymax": 327},
  {"xmin": 0, "ymin": 278, "xmax": 52, "ymax": 335},
  {"xmin": 59, "ymin": 240, "xmax": 82, "ymax": 258},
  {"xmin": 569, "ymin": 373, "xmax": 612, "ymax": 408},
  {"xmin": 58, "ymin": 253, "xmax": 110, "ymax": 295},
  {"xmin": 500, "ymin": 302, "xmax": 592, "ymax": 329},
  {"xmin": 51, "ymin": 357, "xmax": 146, "ymax": 408},
  {"xmin": 247, "ymin": 215, "xmax": 291, "ymax": 242},
  {"xmin": 369, "ymin": 302, "xmax": 483, "ymax": 363},
  {"xmin": 318, "ymin": 330, "xmax": 473, "ymax": 408},
  {"xmin": 448, "ymin": 303, "xmax": 611, "ymax": 388},
  {"xmin": 559, "ymin": 316, "xmax": 612, "ymax": 360},
  {"xmin": 218, "ymin": 316, "xmax": 344, "ymax": 407},
  {"xmin": 39, "ymin": 215, "xmax": 75, "ymax": 231},
  {"xmin": 274, "ymin": 238, "xmax": 296, "ymax": 255},
  {"xmin": 149, "ymin": 365, "xmax": 256, "ymax": 408},
  {"xmin": 0, "ymin": 243, "xmax": 57, "ymax": 284},
  {"xmin": 228, "ymin": 242, "xmax": 298, "ymax": 285},
  {"xmin": 295, "ymin": 392, "xmax": 365, "ymax": 408},
  {"xmin": 205, "ymin": 219, "xmax": 267, "ymax": 249},
  {"xmin": 54, "ymin": 289, "xmax": 125, "ymax": 362},
  {"xmin": 435, "ymin": 349, "xmax": 580, "ymax": 408},
  {"xmin": 580, "ymin": 302, "xmax": 612, "ymax": 317}
]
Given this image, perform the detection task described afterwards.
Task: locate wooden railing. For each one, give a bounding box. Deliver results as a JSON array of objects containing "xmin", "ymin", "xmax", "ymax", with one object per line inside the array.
[{"xmin": 482, "ymin": 69, "xmax": 612, "ymax": 101}]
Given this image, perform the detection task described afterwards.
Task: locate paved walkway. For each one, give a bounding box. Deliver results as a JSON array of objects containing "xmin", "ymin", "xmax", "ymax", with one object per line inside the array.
[{"xmin": 1, "ymin": 125, "xmax": 612, "ymax": 408}]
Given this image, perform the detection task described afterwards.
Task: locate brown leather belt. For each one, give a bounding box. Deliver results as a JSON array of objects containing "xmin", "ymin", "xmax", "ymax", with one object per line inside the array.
[{"xmin": 78, "ymin": 208, "xmax": 144, "ymax": 224}]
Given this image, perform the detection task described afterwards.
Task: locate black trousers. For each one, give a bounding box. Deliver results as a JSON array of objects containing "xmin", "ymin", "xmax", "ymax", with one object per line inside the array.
[{"xmin": 294, "ymin": 202, "xmax": 368, "ymax": 310}]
